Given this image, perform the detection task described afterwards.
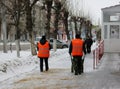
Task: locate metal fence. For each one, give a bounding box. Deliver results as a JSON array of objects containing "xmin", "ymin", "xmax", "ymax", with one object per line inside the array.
[{"xmin": 93, "ymin": 40, "xmax": 104, "ymax": 69}]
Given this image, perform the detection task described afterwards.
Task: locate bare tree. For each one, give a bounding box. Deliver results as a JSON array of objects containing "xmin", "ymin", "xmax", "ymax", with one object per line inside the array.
[
  {"xmin": 71, "ymin": 16, "xmax": 78, "ymax": 34},
  {"xmin": 25, "ymin": 0, "xmax": 39, "ymax": 55},
  {"xmin": 63, "ymin": 9, "xmax": 69, "ymax": 40},
  {"xmin": 44, "ymin": 0, "xmax": 53, "ymax": 39},
  {"xmin": 0, "ymin": 0, "xmax": 7, "ymax": 53},
  {"xmin": 58, "ymin": 0, "xmax": 70, "ymax": 40},
  {"xmin": 53, "ymin": 0, "xmax": 61, "ymax": 39},
  {"xmin": 86, "ymin": 20, "xmax": 92, "ymax": 37},
  {"xmin": 0, "ymin": 0, "xmax": 25, "ymax": 57}
]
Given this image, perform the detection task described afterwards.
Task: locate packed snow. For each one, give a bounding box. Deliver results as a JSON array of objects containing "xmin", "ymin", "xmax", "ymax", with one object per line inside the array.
[
  {"xmin": 0, "ymin": 42, "xmax": 120, "ymax": 89},
  {"xmin": 0, "ymin": 42, "xmax": 97, "ymax": 82}
]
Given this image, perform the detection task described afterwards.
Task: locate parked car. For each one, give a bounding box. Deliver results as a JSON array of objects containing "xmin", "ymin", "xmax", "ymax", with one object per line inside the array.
[
  {"xmin": 49, "ymin": 38, "xmax": 68, "ymax": 49},
  {"xmin": 35, "ymin": 37, "xmax": 68, "ymax": 49},
  {"xmin": 35, "ymin": 37, "xmax": 41, "ymax": 42},
  {"xmin": 34, "ymin": 37, "xmax": 41, "ymax": 44}
]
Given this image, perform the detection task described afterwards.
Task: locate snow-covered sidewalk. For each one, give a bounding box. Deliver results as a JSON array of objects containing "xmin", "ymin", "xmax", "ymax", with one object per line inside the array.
[
  {"xmin": 1, "ymin": 52, "xmax": 120, "ymax": 89},
  {"xmin": 0, "ymin": 47, "xmax": 120, "ymax": 89},
  {"xmin": 0, "ymin": 48, "xmax": 95, "ymax": 89},
  {"xmin": 0, "ymin": 48, "xmax": 93, "ymax": 82}
]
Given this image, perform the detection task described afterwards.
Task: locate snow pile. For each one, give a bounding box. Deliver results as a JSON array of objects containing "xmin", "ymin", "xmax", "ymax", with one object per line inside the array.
[
  {"xmin": 0, "ymin": 50, "xmax": 38, "ymax": 82},
  {"xmin": 0, "ymin": 41, "xmax": 97, "ymax": 82},
  {"xmin": 0, "ymin": 51, "xmax": 37, "ymax": 73},
  {"xmin": 0, "ymin": 49, "xmax": 70, "ymax": 82}
]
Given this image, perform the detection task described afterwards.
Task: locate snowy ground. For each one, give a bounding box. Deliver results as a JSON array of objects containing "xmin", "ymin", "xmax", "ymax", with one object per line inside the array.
[
  {"xmin": 0, "ymin": 42, "xmax": 120, "ymax": 89},
  {"xmin": 0, "ymin": 48, "xmax": 93, "ymax": 82},
  {"xmin": 0, "ymin": 42, "xmax": 97, "ymax": 82},
  {"xmin": 0, "ymin": 48, "xmax": 94, "ymax": 89}
]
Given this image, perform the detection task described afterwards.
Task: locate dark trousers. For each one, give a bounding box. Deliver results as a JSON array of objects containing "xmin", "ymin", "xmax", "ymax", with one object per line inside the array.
[
  {"xmin": 87, "ymin": 46, "xmax": 91, "ymax": 53},
  {"xmin": 40, "ymin": 58, "xmax": 49, "ymax": 72},
  {"xmin": 73, "ymin": 56, "xmax": 83, "ymax": 75}
]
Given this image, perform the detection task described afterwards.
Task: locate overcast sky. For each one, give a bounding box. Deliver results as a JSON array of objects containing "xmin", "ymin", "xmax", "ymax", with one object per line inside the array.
[
  {"xmin": 67, "ymin": 0, "xmax": 120, "ymax": 25},
  {"xmin": 84, "ymin": 0, "xmax": 120, "ymax": 24}
]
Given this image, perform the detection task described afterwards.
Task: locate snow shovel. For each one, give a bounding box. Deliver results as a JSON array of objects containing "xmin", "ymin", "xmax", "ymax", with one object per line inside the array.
[
  {"xmin": 81, "ymin": 55, "xmax": 85, "ymax": 73},
  {"xmin": 71, "ymin": 56, "xmax": 74, "ymax": 73},
  {"xmin": 82, "ymin": 55, "xmax": 85, "ymax": 64}
]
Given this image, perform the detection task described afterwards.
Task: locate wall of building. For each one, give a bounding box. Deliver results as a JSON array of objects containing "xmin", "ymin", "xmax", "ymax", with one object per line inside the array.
[
  {"xmin": 102, "ymin": 22, "xmax": 120, "ymax": 52},
  {"xmin": 102, "ymin": 5, "xmax": 120, "ymax": 52}
]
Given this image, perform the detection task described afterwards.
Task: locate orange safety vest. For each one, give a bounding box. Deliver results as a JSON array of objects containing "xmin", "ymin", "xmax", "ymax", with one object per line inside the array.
[
  {"xmin": 72, "ymin": 39, "xmax": 84, "ymax": 56},
  {"xmin": 37, "ymin": 41, "xmax": 50, "ymax": 58}
]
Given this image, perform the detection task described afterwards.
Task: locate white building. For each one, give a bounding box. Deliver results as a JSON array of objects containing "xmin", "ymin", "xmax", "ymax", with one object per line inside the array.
[{"xmin": 101, "ymin": 4, "xmax": 120, "ymax": 52}]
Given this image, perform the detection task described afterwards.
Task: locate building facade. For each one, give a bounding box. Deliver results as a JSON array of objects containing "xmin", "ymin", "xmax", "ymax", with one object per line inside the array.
[
  {"xmin": 0, "ymin": 2, "xmax": 44, "ymax": 42},
  {"xmin": 101, "ymin": 4, "xmax": 120, "ymax": 52}
]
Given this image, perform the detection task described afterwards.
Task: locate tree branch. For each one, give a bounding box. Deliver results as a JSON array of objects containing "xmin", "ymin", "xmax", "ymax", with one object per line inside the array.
[
  {"xmin": 0, "ymin": 0, "xmax": 13, "ymax": 15},
  {"xmin": 31, "ymin": 0, "xmax": 39, "ymax": 8}
]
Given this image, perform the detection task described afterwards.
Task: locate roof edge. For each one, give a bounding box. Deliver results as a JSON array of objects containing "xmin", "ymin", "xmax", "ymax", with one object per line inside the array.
[{"xmin": 101, "ymin": 4, "xmax": 120, "ymax": 10}]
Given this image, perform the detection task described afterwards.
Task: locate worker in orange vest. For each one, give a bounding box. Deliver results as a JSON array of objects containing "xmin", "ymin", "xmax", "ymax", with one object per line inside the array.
[
  {"xmin": 69, "ymin": 34, "xmax": 86, "ymax": 75},
  {"xmin": 37, "ymin": 35, "xmax": 51, "ymax": 72}
]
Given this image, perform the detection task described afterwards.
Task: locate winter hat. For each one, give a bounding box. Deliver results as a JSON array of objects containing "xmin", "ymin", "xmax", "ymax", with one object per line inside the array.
[
  {"xmin": 75, "ymin": 34, "xmax": 80, "ymax": 38},
  {"xmin": 42, "ymin": 35, "xmax": 46, "ymax": 40}
]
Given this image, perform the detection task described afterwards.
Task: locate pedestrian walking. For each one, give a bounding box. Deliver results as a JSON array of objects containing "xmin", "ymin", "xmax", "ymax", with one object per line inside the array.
[
  {"xmin": 69, "ymin": 34, "xmax": 86, "ymax": 75},
  {"xmin": 37, "ymin": 35, "xmax": 51, "ymax": 72},
  {"xmin": 85, "ymin": 36, "xmax": 93, "ymax": 54}
]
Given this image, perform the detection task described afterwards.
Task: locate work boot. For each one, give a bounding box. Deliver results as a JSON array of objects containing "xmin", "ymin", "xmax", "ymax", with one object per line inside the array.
[
  {"xmin": 75, "ymin": 72, "xmax": 78, "ymax": 75},
  {"xmin": 46, "ymin": 67, "xmax": 49, "ymax": 71}
]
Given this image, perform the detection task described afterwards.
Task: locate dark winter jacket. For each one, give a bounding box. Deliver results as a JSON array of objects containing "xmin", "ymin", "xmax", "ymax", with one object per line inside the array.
[{"xmin": 85, "ymin": 38, "xmax": 93, "ymax": 47}]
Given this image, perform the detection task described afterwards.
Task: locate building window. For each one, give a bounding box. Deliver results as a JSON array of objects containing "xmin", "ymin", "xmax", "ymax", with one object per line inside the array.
[
  {"xmin": 110, "ymin": 25, "xmax": 119, "ymax": 39},
  {"xmin": 104, "ymin": 25, "xmax": 107, "ymax": 39},
  {"xmin": 110, "ymin": 15, "xmax": 120, "ymax": 22}
]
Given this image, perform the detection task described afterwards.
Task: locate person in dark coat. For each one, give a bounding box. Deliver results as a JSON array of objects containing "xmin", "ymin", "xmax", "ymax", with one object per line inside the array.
[
  {"xmin": 37, "ymin": 35, "xmax": 51, "ymax": 72},
  {"xmin": 69, "ymin": 34, "xmax": 86, "ymax": 75},
  {"xmin": 85, "ymin": 36, "xmax": 93, "ymax": 54}
]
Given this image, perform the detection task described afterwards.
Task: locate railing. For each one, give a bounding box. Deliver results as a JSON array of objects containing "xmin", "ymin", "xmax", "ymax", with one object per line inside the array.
[{"xmin": 93, "ymin": 40, "xmax": 104, "ymax": 69}]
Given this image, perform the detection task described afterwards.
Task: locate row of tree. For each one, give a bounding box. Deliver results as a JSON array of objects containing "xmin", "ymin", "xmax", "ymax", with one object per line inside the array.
[
  {"xmin": 0, "ymin": 0, "xmax": 40, "ymax": 57},
  {"xmin": 0, "ymin": 0, "xmax": 93, "ymax": 57}
]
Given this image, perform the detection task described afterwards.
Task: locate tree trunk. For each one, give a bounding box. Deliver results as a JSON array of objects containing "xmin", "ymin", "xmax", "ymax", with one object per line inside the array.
[
  {"xmin": 46, "ymin": 9, "xmax": 51, "ymax": 39},
  {"xmin": 53, "ymin": 39, "xmax": 57, "ymax": 51},
  {"xmin": 15, "ymin": 39, "xmax": 20, "ymax": 57},
  {"xmin": 54, "ymin": 11, "xmax": 59, "ymax": 39},
  {"xmin": 15, "ymin": 28, "xmax": 21, "ymax": 57},
  {"xmin": 45, "ymin": 0, "xmax": 53, "ymax": 39},
  {"xmin": 73, "ymin": 17, "xmax": 77, "ymax": 34},
  {"xmin": 53, "ymin": 1, "xmax": 62, "ymax": 51},
  {"xmin": 1, "ymin": 3, "xmax": 7, "ymax": 53},
  {"xmin": 29, "ymin": 31, "xmax": 37, "ymax": 55},
  {"xmin": 64, "ymin": 11, "xmax": 70, "ymax": 40},
  {"xmin": 26, "ymin": 0, "xmax": 37, "ymax": 55}
]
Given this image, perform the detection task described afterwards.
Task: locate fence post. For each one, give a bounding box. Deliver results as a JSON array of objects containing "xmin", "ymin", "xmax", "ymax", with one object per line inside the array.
[
  {"xmin": 93, "ymin": 50, "xmax": 95, "ymax": 69},
  {"xmin": 93, "ymin": 40, "xmax": 104, "ymax": 69}
]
